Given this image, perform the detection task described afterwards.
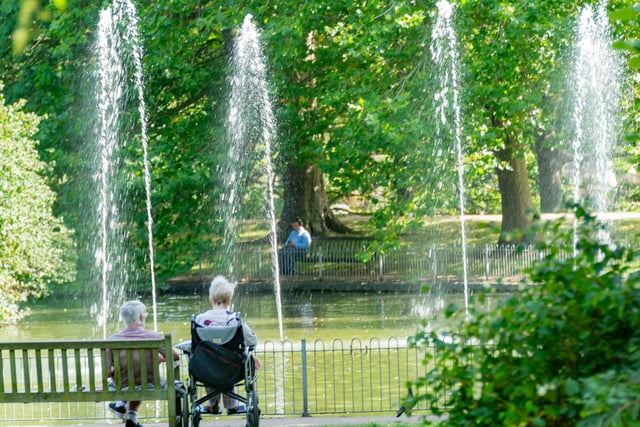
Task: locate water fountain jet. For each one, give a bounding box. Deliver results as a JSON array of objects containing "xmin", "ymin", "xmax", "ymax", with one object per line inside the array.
[
  {"xmin": 223, "ymin": 14, "xmax": 284, "ymax": 341},
  {"xmin": 430, "ymin": 0, "xmax": 469, "ymax": 312},
  {"xmin": 91, "ymin": 0, "xmax": 157, "ymax": 336},
  {"xmin": 569, "ymin": 1, "xmax": 623, "ymax": 246}
]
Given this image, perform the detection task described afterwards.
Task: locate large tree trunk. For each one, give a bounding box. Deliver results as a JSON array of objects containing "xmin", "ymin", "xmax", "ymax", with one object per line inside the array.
[
  {"xmin": 279, "ymin": 161, "xmax": 350, "ymax": 241},
  {"xmin": 535, "ymin": 133, "xmax": 567, "ymax": 213},
  {"xmin": 495, "ymin": 139, "xmax": 535, "ymax": 244}
]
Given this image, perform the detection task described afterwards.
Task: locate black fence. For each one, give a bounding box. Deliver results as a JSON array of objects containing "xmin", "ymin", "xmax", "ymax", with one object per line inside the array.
[
  {"xmin": 0, "ymin": 337, "xmax": 431, "ymax": 424},
  {"xmin": 218, "ymin": 241, "xmax": 555, "ymax": 284}
]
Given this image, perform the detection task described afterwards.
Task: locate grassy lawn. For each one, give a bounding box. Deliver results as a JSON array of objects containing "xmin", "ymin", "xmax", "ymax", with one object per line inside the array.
[
  {"xmin": 175, "ymin": 213, "xmax": 640, "ymax": 281},
  {"xmin": 236, "ymin": 213, "xmax": 640, "ymax": 247}
]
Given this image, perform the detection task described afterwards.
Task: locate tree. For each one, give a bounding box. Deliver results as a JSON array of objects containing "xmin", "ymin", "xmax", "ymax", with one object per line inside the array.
[
  {"xmin": 0, "ymin": 0, "xmax": 105, "ymax": 286},
  {"xmin": 261, "ymin": 1, "xmax": 440, "ymax": 240},
  {"xmin": 0, "ymin": 85, "xmax": 75, "ymax": 323},
  {"xmin": 455, "ymin": 0, "xmax": 588, "ymax": 243},
  {"xmin": 2, "ymin": 0, "xmax": 637, "ymax": 288},
  {"xmin": 406, "ymin": 208, "xmax": 640, "ymax": 425},
  {"xmin": 535, "ymin": 126, "xmax": 568, "ymax": 213},
  {"xmin": 1, "ymin": 0, "xmax": 230, "ymax": 282}
]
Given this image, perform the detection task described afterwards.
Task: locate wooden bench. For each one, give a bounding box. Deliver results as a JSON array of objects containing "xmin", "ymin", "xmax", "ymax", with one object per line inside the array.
[
  {"xmin": 289, "ymin": 237, "xmax": 380, "ymax": 278},
  {"xmin": 0, "ymin": 335, "xmax": 179, "ymax": 426},
  {"xmin": 308, "ymin": 237, "xmax": 372, "ymax": 262}
]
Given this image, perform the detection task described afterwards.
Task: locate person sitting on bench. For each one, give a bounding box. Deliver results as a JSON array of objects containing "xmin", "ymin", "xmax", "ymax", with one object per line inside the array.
[
  {"xmin": 106, "ymin": 300, "xmax": 179, "ymax": 427},
  {"xmin": 278, "ymin": 217, "xmax": 311, "ymax": 275}
]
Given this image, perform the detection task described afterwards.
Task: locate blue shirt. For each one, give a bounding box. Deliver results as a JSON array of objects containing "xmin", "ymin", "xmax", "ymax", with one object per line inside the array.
[{"xmin": 284, "ymin": 227, "xmax": 312, "ymax": 249}]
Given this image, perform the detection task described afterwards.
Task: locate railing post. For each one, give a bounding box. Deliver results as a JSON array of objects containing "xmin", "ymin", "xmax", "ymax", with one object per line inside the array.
[
  {"xmin": 484, "ymin": 244, "xmax": 490, "ymax": 280},
  {"xmin": 301, "ymin": 339, "xmax": 309, "ymax": 417},
  {"xmin": 431, "ymin": 244, "xmax": 437, "ymax": 284},
  {"xmin": 318, "ymin": 247, "xmax": 323, "ymax": 280},
  {"xmin": 258, "ymin": 247, "xmax": 262, "ymax": 278},
  {"xmin": 377, "ymin": 252, "xmax": 384, "ymax": 281}
]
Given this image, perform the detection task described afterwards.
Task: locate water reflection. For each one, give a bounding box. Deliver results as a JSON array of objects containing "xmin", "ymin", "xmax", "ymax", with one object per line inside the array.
[{"xmin": 7, "ymin": 290, "xmax": 485, "ymax": 344}]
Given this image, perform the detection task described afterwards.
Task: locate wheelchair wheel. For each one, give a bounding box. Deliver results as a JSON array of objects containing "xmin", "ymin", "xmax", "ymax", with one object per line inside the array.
[
  {"xmin": 181, "ymin": 405, "xmax": 190, "ymax": 427},
  {"xmin": 179, "ymin": 404, "xmax": 189, "ymax": 427},
  {"xmin": 246, "ymin": 389, "xmax": 259, "ymax": 427},
  {"xmin": 190, "ymin": 410, "xmax": 201, "ymax": 427}
]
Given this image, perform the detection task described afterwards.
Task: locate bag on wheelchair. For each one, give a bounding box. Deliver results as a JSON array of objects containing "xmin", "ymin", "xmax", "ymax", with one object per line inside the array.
[
  {"xmin": 188, "ymin": 339, "xmax": 244, "ymax": 391},
  {"xmin": 188, "ymin": 314, "xmax": 247, "ymax": 392}
]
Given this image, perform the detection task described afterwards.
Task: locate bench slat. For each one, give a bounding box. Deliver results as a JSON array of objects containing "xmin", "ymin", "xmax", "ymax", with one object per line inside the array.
[
  {"xmin": 140, "ymin": 349, "xmax": 148, "ymax": 390},
  {"xmin": 100, "ymin": 348, "xmax": 109, "ymax": 392},
  {"xmin": 10, "ymin": 349, "xmax": 18, "ymax": 393},
  {"xmin": 48, "ymin": 349, "xmax": 56, "ymax": 393},
  {"xmin": 62, "ymin": 348, "xmax": 69, "ymax": 393},
  {"xmin": 0, "ymin": 350, "xmax": 4, "ymax": 393},
  {"xmin": 22, "ymin": 349, "xmax": 30, "ymax": 393},
  {"xmin": 35, "ymin": 349, "xmax": 43, "ymax": 393},
  {"xmin": 87, "ymin": 348, "xmax": 96, "ymax": 392},
  {"xmin": 74, "ymin": 348, "xmax": 82, "ymax": 393},
  {"xmin": 126, "ymin": 347, "xmax": 135, "ymax": 391},
  {"xmin": 152, "ymin": 350, "xmax": 160, "ymax": 389}
]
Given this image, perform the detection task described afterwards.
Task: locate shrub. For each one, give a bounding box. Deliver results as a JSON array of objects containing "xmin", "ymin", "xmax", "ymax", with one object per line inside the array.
[
  {"xmin": 407, "ymin": 207, "xmax": 640, "ymax": 426},
  {"xmin": 0, "ymin": 86, "xmax": 76, "ymax": 323}
]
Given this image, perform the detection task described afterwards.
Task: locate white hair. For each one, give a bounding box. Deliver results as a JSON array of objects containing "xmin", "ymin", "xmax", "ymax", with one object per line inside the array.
[
  {"xmin": 119, "ymin": 300, "xmax": 146, "ymax": 326},
  {"xmin": 208, "ymin": 275, "xmax": 236, "ymax": 305}
]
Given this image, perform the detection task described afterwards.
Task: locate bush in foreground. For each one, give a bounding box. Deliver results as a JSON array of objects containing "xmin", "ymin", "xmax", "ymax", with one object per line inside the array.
[{"xmin": 407, "ymin": 207, "xmax": 640, "ymax": 426}]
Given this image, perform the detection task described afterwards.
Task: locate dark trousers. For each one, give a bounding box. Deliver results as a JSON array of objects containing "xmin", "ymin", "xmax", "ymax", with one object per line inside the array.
[{"xmin": 278, "ymin": 247, "xmax": 307, "ymax": 275}]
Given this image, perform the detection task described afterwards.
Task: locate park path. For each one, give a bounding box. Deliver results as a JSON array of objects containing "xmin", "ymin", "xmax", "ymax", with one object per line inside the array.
[{"xmin": 15, "ymin": 414, "xmax": 424, "ymax": 427}]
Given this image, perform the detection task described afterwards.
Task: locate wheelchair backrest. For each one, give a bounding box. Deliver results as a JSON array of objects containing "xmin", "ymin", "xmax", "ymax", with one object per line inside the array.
[
  {"xmin": 190, "ymin": 313, "xmax": 246, "ymax": 354},
  {"xmin": 188, "ymin": 313, "xmax": 247, "ymax": 390},
  {"xmin": 196, "ymin": 325, "xmax": 237, "ymax": 345}
]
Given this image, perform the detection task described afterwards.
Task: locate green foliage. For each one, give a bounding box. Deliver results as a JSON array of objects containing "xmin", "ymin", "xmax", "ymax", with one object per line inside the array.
[
  {"xmin": 261, "ymin": 1, "xmax": 469, "ymax": 242},
  {"xmin": 12, "ymin": 0, "xmax": 68, "ymax": 55},
  {"xmin": 0, "ymin": 85, "xmax": 75, "ymax": 323},
  {"xmin": 408, "ymin": 207, "xmax": 640, "ymax": 426},
  {"xmin": 611, "ymin": 5, "xmax": 640, "ymax": 70},
  {"xmin": 2, "ymin": 0, "xmax": 640, "ymax": 289},
  {"xmin": 610, "ymin": 3, "xmax": 640, "ymax": 148}
]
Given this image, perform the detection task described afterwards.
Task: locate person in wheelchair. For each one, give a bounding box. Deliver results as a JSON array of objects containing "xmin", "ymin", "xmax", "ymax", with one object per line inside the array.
[{"xmin": 193, "ymin": 275, "xmax": 262, "ymax": 415}]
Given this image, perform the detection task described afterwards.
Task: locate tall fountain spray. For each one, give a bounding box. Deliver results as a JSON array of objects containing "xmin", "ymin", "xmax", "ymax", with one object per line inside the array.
[
  {"xmin": 92, "ymin": 0, "xmax": 157, "ymax": 337},
  {"xmin": 570, "ymin": 1, "xmax": 622, "ymax": 237},
  {"xmin": 225, "ymin": 15, "xmax": 284, "ymax": 341},
  {"xmin": 431, "ymin": 0, "xmax": 469, "ymax": 311}
]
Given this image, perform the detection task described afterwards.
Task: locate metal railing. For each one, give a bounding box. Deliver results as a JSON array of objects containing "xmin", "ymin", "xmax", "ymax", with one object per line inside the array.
[
  {"xmin": 0, "ymin": 337, "xmax": 431, "ymax": 424},
  {"xmin": 257, "ymin": 338, "xmax": 427, "ymax": 416},
  {"xmin": 222, "ymin": 242, "xmax": 552, "ymax": 283}
]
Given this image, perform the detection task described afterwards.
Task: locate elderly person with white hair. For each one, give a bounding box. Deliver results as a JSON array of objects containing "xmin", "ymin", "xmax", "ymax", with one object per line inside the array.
[
  {"xmin": 194, "ymin": 275, "xmax": 262, "ymax": 415},
  {"xmin": 106, "ymin": 300, "xmax": 179, "ymax": 427}
]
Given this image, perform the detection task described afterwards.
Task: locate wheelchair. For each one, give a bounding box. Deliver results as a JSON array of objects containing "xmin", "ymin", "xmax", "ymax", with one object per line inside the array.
[{"xmin": 176, "ymin": 313, "xmax": 260, "ymax": 427}]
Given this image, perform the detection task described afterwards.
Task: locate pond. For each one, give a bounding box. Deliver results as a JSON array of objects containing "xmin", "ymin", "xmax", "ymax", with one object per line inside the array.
[
  {"xmin": 0, "ymin": 286, "xmax": 506, "ymax": 423},
  {"xmin": 0, "ymin": 287, "xmax": 492, "ymax": 344}
]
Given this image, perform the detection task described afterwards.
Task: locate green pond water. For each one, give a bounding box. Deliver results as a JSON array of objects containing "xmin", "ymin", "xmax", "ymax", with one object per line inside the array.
[
  {"xmin": 0, "ymin": 288, "xmax": 503, "ymax": 423},
  {"xmin": 0, "ymin": 288, "xmax": 490, "ymax": 345}
]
